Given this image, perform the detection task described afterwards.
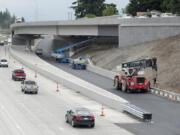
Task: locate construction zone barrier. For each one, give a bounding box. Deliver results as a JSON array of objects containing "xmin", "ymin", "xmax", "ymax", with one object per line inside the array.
[
  {"xmin": 56, "ymin": 82, "xmax": 59, "ymax": 92},
  {"xmin": 122, "ymin": 103, "xmax": 152, "ymax": 121},
  {"xmin": 100, "ymin": 104, "xmax": 105, "ymax": 116},
  {"xmin": 151, "ymin": 88, "xmax": 180, "ymax": 102}
]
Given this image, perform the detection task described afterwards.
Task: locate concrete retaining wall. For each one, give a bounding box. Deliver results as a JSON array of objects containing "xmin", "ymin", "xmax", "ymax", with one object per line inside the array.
[{"xmin": 119, "ymin": 24, "xmax": 180, "ymax": 47}]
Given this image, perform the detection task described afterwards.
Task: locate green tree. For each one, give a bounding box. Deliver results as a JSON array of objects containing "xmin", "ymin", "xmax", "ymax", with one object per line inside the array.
[
  {"xmin": 126, "ymin": 0, "xmax": 164, "ymax": 16},
  {"xmin": 171, "ymin": 0, "xmax": 180, "ymax": 14},
  {"xmin": 161, "ymin": 0, "xmax": 172, "ymax": 12},
  {"xmin": 71, "ymin": 0, "xmax": 106, "ymax": 18},
  {"xmin": 0, "ymin": 9, "xmax": 23, "ymax": 29},
  {"xmin": 22, "ymin": 17, "xmax": 25, "ymax": 22},
  {"xmin": 103, "ymin": 6, "xmax": 116, "ymax": 16},
  {"xmin": 85, "ymin": 14, "xmax": 96, "ymax": 18}
]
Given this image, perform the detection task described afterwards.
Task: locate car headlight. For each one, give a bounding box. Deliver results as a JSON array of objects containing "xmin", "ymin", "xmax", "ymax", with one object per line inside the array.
[{"xmin": 130, "ymin": 82, "xmax": 135, "ymax": 86}]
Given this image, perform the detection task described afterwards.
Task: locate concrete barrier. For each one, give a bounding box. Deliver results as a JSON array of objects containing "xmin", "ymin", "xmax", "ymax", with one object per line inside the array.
[
  {"xmin": 9, "ymin": 46, "xmax": 128, "ymax": 112},
  {"xmin": 87, "ymin": 64, "xmax": 118, "ymax": 80}
]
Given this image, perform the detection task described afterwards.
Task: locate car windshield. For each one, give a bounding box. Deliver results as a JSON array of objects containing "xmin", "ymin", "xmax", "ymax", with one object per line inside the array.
[
  {"xmin": 76, "ymin": 109, "xmax": 92, "ymax": 116},
  {"xmin": 1, "ymin": 59, "xmax": 7, "ymax": 62},
  {"xmin": 15, "ymin": 70, "xmax": 24, "ymax": 73},
  {"xmin": 25, "ymin": 81, "xmax": 35, "ymax": 85},
  {"xmin": 36, "ymin": 49, "xmax": 42, "ymax": 51}
]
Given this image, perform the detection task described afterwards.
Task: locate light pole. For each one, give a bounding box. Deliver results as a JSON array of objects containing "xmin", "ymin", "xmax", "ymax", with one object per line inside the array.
[{"xmin": 34, "ymin": 0, "xmax": 39, "ymax": 21}]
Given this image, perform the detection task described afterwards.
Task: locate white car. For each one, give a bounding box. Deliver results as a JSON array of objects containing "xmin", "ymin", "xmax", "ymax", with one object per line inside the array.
[
  {"xmin": 0, "ymin": 59, "xmax": 8, "ymax": 67},
  {"xmin": 161, "ymin": 13, "xmax": 176, "ymax": 17}
]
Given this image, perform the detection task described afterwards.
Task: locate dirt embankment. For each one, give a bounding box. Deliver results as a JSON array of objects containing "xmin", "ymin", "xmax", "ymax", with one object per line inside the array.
[{"xmin": 75, "ymin": 35, "xmax": 180, "ymax": 92}]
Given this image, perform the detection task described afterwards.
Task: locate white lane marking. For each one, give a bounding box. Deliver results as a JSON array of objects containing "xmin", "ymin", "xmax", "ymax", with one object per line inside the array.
[
  {"xmin": 58, "ymin": 127, "xmax": 64, "ymax": 131},
  {"xmin": 0, "ymin": 104, "xmax": 26, "ymax": 135},
  {"xmin": 1, "ymin": 105, "xmax": 4, "ymax": 109}
]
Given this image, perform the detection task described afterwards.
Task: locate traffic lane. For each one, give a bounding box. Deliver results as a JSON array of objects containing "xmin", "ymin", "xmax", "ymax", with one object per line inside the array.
[
  {"xmin": 2, "ymin": 46, "xmax": 134, "ymax": 135},
  {"xmin": 41, "ymin": 56, "xmax": 180, "ymax": 135}
]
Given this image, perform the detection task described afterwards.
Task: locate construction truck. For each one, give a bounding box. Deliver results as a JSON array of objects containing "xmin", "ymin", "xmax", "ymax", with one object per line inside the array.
[
  {"xmin": 51, "ymin": 38, "xmax": 95, "ymax": 63},
  {"xmin": 114, "ymin": 58, "xmax": 157, "ymax": 92},
  {"xmin": 71, "ymin": 57, "xmax": 87, "ymax": 70}
]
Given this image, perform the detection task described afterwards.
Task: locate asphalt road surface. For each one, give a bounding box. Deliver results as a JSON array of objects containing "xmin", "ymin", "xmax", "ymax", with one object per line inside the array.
[
  {"xmin": 0, "ymin": 46, "xmax": 135, "ymax": 135},
  {"xmin": 41, "ymin": 56, "xmax": 180, "ymax": 135}
]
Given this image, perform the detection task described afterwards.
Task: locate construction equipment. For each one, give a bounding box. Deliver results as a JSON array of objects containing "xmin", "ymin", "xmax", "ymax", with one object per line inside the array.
[
  {"xmin": 71, "ymin": 57, "xmax": 87, "ymax": 70},
  {"xmin": 114, "ymin": 57, "xmax": 157, "ymax": 92},
  {"xmin": 51, "ymin": 38, "xmax": 95, "ymax": 63}
]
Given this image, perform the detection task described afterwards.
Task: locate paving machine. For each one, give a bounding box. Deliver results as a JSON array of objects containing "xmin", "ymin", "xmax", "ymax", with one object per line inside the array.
[{"xmin": 71, "ymin": 57, "xmax": 87, "ymax": 70}]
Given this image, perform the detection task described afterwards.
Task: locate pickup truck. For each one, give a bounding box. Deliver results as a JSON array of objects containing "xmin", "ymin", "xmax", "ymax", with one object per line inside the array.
[{"xmin": 21, "ymin": 80, "xmax": 38, "ymax": 94}]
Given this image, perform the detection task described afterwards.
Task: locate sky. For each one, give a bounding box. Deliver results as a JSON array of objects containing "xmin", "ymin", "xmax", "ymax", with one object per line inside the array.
[{"xmin": 0, "ymin": 0, "xmax": 129, "ymax": 21}]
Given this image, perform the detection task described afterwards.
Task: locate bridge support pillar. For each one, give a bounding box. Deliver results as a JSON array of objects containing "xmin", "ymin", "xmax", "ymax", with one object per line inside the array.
[{"xmin": 25, "ymin": 39, "xmax": 34, "ymax": 51}]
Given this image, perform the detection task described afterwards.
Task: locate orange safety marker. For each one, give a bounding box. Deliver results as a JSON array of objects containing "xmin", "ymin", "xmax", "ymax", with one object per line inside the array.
[
  {"xmin": 100, "ymin": 104, "xmax": 105, "ymax": 116},
  {"xmin": 34, "ymin": 63, "xmax": 38, "ymax": 78},
  {"xmin": 56, "ymin": 82, "xmax": 59, "ymax": 92},
  {"xmin": 34, "ymin": 70, "xmax": 37, "ymax": 78}
]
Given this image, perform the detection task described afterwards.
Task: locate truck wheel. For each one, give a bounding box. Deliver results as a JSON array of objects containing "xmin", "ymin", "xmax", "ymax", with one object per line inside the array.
[
  {"xmin": 121, "ymin": 79, "xmax": 127, "ymax": 92},
  {"xmin": 65, "ymin": 115, "xmax": 68, "ymax": 123},
  {"xmin": 71, "ymin": 120, "xmax": 76, "ymax": 127},
  {"xmin": 114, "ymin": 78, "xmax": 120, "ymax": 90}
]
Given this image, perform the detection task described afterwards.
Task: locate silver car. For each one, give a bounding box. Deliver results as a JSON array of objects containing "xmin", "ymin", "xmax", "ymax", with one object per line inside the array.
[
  {"xmin": 21, "ymin": 80, "xmax": 38, "ymax": 94},
  {"xmin": 0, "ymin": 59, "xmax": 8, "ymax": 67}
]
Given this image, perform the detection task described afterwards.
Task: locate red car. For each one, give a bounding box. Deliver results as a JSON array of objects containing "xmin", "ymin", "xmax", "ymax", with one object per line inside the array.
[{"xmin": 12, "ymin": 69, "xmax": 26, "ymax": 81}]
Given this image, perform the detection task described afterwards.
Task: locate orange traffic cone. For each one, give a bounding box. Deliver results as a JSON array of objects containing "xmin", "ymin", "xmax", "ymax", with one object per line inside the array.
[
  {"xmin": 100, "ymin": 104, "xmax": 105, "ymax": 116},
  {"xmin": 56, "ymin": 82, "xmax": 59, "ymax": 92}
]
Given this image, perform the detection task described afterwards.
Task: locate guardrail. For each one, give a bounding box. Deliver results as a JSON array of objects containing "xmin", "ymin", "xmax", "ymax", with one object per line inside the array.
[
  {"xmin": 151, "ymin": 88, "xmax": 180, "ymax": 102},
  {"xmin": 122, "ymin": 103, "xmax": 152, "ymax": 121}
]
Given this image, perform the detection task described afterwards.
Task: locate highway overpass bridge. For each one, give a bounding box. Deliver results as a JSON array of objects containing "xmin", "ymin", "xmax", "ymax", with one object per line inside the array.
[{"xmin": 11, "ymin": 16, "xmax": 180, "ymax": 47}]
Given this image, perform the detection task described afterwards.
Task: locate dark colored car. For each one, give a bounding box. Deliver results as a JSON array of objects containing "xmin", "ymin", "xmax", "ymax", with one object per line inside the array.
[
  {"xmin": 35, "ymin": 48, "xmax": 43, "ymax": 55},
  {"xmin": 0, "ymin": 42, "xmax": 4, "ymax": 46},
  {"xmin": 12, "ymin": 69, "xmax": 26, "ymax": 81},
  {"xmin": 65, "ymin": 108, "xmax": 95, "ymax": 128}
]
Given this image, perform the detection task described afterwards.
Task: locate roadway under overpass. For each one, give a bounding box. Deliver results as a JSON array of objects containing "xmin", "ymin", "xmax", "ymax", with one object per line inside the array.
[{"xmin": 11, "ymin": 16, "xmax": 180, "ymax": 48}]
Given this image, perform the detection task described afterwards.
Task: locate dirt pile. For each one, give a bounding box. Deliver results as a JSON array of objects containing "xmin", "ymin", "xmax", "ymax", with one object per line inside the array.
[{"xmin": 75, "ymin": 35, "xmax": 180, "ymax": 92}]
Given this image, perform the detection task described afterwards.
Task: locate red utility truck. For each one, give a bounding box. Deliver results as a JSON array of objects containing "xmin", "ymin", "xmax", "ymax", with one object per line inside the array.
[{"xmin": 114, "ymin": 58, "xmax": 157, "ymax": 92}]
